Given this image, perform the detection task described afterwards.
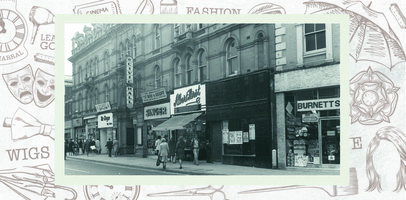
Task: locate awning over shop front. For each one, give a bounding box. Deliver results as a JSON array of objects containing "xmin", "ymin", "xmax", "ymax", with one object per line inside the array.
[{"xmin": 152, "ymin": 112, "xmax": 202, "ymax": 131}]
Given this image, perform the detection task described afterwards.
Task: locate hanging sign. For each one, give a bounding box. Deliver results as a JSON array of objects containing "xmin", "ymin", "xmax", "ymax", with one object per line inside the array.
[
  {"xmin": 95, "ymin": 102, "xmax": 111, "ymax": 112},
  {"xmin": 141, "ymin": 88, "xmax": 167, "ymax": 103},
  {"xmin": 98, "ymin": 113, "xmax": 113, "ymax": 128},
  {"xmin": 144, "ymin": 103, "xmax": 170, "ymax": 120},
  {"xmin": 297, "ymin": 98, "xmax": 340, "ymax": 112}
]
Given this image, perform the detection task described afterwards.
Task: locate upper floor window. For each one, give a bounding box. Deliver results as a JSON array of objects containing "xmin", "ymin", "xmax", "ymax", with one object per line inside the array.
[
  {"xmin": 119, "ymin": 42, "xmax": 125, "ymax": 59},
  {"xmin": 154, "ymin": 25, "xmax": 160, "ymax": 49},
  {"xmin": 198, "ymin": 50, "xmax": 207, "ymax": 82},
  {"xmin": 174, "ymin": 58, "xmax": 182, "ymax": 87},
  {"xmin": 104, "ymin": 83, "xmax": 109, "ymax": 102},
  {"xmin": 132, "ymin": 35, "xmax": 137, "ymax": 57},
  {"xmin": 186, "ymin": 55, "xmax": 193, "ymax": 85},
  {"xmin": 304, "ymin": 24, "xmax": 326, "ymax": 52},
  {"xmin": 155, "ymin": 66, "xmax": 161, "ymax": 88},
  {"xmin": 103, "ymin": 51, "xmax": 109, "ymax": 72},
  {"xmin": 126, "ymin": 39, "xmax": 133, "ymax": 57},
  {"xmin": 78, "ymin": 66, "xmax": 82, "ymax": 83},
  {"xmin": 257, "ymin": 33, "xmax": 265, "ymax": 68},
  {"xmin": 226, "ymin": 39, "xmax": 238, "ymax": 75}
]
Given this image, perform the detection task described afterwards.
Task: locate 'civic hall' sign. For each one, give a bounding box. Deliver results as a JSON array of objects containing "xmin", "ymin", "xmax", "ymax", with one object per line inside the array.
[{"xmin": 297, "ymin": 98, "xmax": 340, "ymax": 112}]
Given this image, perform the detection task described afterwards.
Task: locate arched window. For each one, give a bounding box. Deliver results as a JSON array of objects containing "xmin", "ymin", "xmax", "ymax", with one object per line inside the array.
[
  {"xmin": 126, "ymin": 39, "xmax": 132, "ymax": 57},
  {"xmin": 132, "ymin": 35, "xmax": 136, "ymax": 57},
  {"xmin": 226, "ymin": 38, "xmax": 238, "ymax": 76},
  {"xmin": 78, "ymin": 93, "xmax": 82, "ymax": 112},
  {"xmin": 85, "ymin": 62, "xmax": 90, "ymax": 79},
  {"xmin": 257, "ymin": 33, "xmax": 265, "ymax": 68},
  {"xmin": 104, "ymin": 83, "xmax": 109, "ymax": 102},
  {"xmin": 112, "ymin": 83, "xmax": 116, "ymax": 104},
  {"xmin": 154, "ymin": 25, "xmax": 160, "ymax": 49},
  {"xmin": 87, "ymin": 90, "xmax": 91, "ymax": 110},
  {"xmin": 78, "ymin": 66, "xmax": 82, "ymax": 83},
  {"xmin": 104, "ymin": 51, "xmax": 109, "ymax": 72},
  {"xmin": 186, "ymin": 54, "xmax": 192, "ymax": 85},
  {"xmin": 155, "ymin": 66, "xmax": 161, "ymax": 88},
  {"xmin": 198, "ymin": 50, "xmax": 207, "ymax": 82},
  {"xmin": 135, "ymin": 75, "xmax": 141, "ymax": 98},
  {"xmin": 94, "ymin": 57, "xmax": 99, "ymax": 75},
  {"xmin": 174, "ymin": 58, "xmax": 182, "ymax": 87},
  {"xmin": 94, "ymin": 88, "xmax": 99, "ymax": 105},
  {"xmin": 119, "ymin": 42, "xmax": 124, "ymax": 59}
]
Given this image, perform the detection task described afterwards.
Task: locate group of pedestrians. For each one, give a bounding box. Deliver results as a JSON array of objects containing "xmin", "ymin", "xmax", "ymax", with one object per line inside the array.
[
  {"xmin": 65, "ymin": 138, "xmax": 119, "ymax": 159},
  {"xmin": 155, "ymin": 135, "xmax": 199, "ymax": 170}
]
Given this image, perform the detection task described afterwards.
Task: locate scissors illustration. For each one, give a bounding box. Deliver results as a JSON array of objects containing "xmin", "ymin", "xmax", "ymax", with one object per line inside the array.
[{"xmin": 147, "ymin": 185, "xmax": 228, "ymax": 200}]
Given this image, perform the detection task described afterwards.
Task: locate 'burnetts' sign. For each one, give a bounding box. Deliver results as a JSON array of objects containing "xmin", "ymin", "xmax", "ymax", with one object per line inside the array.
[
  {"xmin": 297, "ymin": 98, "xmax": 340, "ymax": 112},
  {"xmin": 170, "ymin": 84, "xmax": 206, "ymax": 114}
]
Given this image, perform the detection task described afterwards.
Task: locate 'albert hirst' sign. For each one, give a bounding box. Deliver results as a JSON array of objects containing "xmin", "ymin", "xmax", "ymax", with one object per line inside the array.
[{"xmin": 170, "ymin": 84, "xmax": 206, "ymax": 114}]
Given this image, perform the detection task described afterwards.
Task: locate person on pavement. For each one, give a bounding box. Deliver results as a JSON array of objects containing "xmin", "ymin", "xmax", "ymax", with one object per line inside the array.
[
  {"xmin": 192, "ymin": 134, "xmax": 199, "ymax": 165},
  {"xmin": 106, "ymin": 138, "xmax": 113, "ymax": 157},
  {"xmin": 113, "ymin": 138, "xmax": 119, "ymax": 157},
  {"xmin": 64, "ymin": 139, "xmax": 68, "ymax": 160},
  {"xmin": 155, "ymin": 135, "xmax": 161, "ymax": 156},
  {"xmin": 175, "ymin": 136, "xmax": 186, "ymax": 169},
  {"xmin": 168, "ymin": 136, "xmax": 176, "ymax": 163},
  {"xmin": 90, "ymin": 139, "xmax": 96, "ymax": 154},
  {"xmin": 159, "ymin": 138, "xmax": 170, "ymax": 170},
  {"xmin": 85, "ymin": 139, "xmax": 90, "ymax": 156},
  {"xmin": 96, "ymin": 138, "xmax": 101, "ymax": 154}
]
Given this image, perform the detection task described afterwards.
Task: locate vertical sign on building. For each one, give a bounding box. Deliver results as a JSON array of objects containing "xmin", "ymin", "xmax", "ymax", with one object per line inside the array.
[{"xmin": 126, "ymin": 57, "xmax": 134, "ymax": 109}]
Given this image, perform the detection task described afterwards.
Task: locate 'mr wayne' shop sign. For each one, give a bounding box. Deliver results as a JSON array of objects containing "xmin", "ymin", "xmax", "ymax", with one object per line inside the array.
[{"xmin": 170, "ymin": 84, "xmax": 206, "ymax": 114}]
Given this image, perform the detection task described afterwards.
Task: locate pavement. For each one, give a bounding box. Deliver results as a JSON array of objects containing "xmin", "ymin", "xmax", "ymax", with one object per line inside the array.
[{"xmin": 66, "ymin": 153, "xmax": 340, "ymax": 175}]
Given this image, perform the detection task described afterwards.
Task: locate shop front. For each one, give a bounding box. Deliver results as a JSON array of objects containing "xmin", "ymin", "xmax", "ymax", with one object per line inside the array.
[
  {"xmin": 144, "ymin": 102, "xmax": 171, "ymax": 155},
  {"xmin": 152, "ymin": 84, "xmax": 207, "ymax": 161},
  {"xmin": 284, "ymin": 88, "xmax": 340, "ymax": 168},
  {"xmin": 98, "ymin": 112, "xmax": 115, "ymax": 154},
  {"xmin": 206, "ymin": 69, "xmax": 275, "ymax": 168},
  {"xmin": 72, "ymin": 117, "xmax": 84, "ymax": 140}
]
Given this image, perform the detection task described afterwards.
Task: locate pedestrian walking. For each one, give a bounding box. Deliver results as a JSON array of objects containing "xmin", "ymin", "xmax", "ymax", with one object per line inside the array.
[
  {"xmin": 90, "ymin": 139, "xmax": 96, "ymax": 154},
  {"xmin": 175, "ymin": 136, "xmax": 186, "ymax": 169},
  {"xmin": 106, "ymin": 138, "xmax": 113, "ymax": 157},
  {"xmin": 95, "ymin": 138, "xmax": 101, "ymax": 154},
  {"xmin": 68, "ymin": 139, "xmax": 74, "ymax": 156},
  {"xmin": 64, "ymin": 139, "xmax": 68, "ymax": 160},
  {"xmin": 168, "ymin": 136, "xmax": 176, "ymax": 163},
  {"xmin": 158, "ymin": 138, "xmax": 170, "ymax": 170},
  {"xmin": 192, "ymin": 135, "xmax": 199, "ymax": 165},
  {"xmin": 206, "ymin": 140, "xmax": 212, "ymax": 163},
  {"xmin": 85, "ymin": 139, "xmax": 90, "ymax": 156},
  {"xmin": 155, "ymin": 136, "xmax": 161, "ymax": 156},
  {"xmin": 113, "ymin": 138, "xmax": 119, "ymax": 157},
  {"xmin": 78, "ymin": 139, "xmax": 83, "ymax": 155}
]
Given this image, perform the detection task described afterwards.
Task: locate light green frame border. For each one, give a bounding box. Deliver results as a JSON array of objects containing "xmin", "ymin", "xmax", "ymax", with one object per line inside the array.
[{"xmin": 55, "ymin": 14, "xmax": 350, "ymax": 185}]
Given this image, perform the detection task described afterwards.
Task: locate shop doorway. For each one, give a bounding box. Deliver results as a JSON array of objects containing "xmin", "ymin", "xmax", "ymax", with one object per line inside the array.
[{"xmin": 319, "ymin": 118, "xmax": 340, "ymax": 165}]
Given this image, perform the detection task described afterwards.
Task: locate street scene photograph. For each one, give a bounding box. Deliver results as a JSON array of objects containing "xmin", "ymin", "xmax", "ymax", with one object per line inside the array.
[{"xmin": 64, "ymin": 23, "xmax": 341, "ymax": 176}]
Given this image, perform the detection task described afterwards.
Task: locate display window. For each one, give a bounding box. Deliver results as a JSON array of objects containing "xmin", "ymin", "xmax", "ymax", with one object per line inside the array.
[
  {"xmin": 285, "ymin": 86, "xmax": 340, "ymax": 167},
  {"xmin": 222, "ymin": 119, "xmax": 256, "ymax": 156}
]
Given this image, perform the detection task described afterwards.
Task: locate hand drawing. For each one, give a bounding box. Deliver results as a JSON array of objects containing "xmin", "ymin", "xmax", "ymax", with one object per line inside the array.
[
  {"xmin": 304, "ymin": 0, "xmax": 406, "ymax": 69},
  {"xmin": 83, "ymin": 185, "xmax": 140, "ymax": 200},
  {"xmin": 2, "ymin": 64, "xmax": 34, "ymax": 104},
  {"xmin": 135, "ymin": 0, "xmax": 154, "ymax": 14},
  {"xmin": 33, "ymin": 68, "xmax": 55, "ymax": 108},
  {"xmin": 29, "ymin": 6, "xmax": 55, "ymax": 44},
  {"xmin": 247, "ymin": 2, "xmax": 286, "ymax": 14},
  {"xmin": 239, "ymin": 168, "xmax": 358, "ymax": 197},
  {"xmin": 349, "ymin": 67, "xmax": 399, "ymax": 125},
  {"xmin": 366, "ymin": 126, "xmax": 406, "ymax": 192},
  {"xmin": 3, "ymin": 108, "xmax": 55, "ymax": 141},
  {"xmin": 147, "ymin": 185, "xmax": 228, "ymax": 200},
  {"xmin": 0, "ymin": 164, "xmax": 77, "ymax": 200}
]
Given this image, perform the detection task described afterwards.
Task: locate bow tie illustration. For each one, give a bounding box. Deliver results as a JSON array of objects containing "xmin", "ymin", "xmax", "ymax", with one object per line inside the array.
[
  {"xmin": 0, "ymin": 164, "xmax": 77, "ymax": 200},
  {"xmin": 3, "ymin": 108, "xmax": 54, "ymax": 141}
]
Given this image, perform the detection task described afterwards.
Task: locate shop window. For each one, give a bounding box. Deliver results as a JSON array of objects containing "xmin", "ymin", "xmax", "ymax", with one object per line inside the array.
[
  {"xmin": 304, "ymin": 24, "xmax": 326, "ymax": 52},
  {"xmin": 222, "ymin": 119, "xmax": 256, "ymax": 156},
  {"xmin": 186, "ymin": 55, "xmax": 193, "ymax": 85},
  {"xmin": 226, "ymin": 38, "xmax": 238, "ymax": 76},
  {"xmin": 198, "ymin": 50, "xmax": 207, "ymax": 82}
]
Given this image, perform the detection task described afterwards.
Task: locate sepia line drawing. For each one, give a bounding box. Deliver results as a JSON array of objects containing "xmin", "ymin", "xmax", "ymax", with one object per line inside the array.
[
  {"xmin": 349, "ymin": 67, "xmax": 399, "ymax": 125},
  {"xmin": 160, "ymin": 0, "xmax": 177, "ymax": 14},
  {"xmin": 83, "ymin": 185, "xmax": 140, "ymax": 200},
  {"xmin": 34, "ymin": 53, "xmax": 55, "ymax": 65},
  {"xmin": 389, "ymin": 3, "xmax": 406, "ymax": 29},
  {"xmin": 73, "ymin": 0, "xmax": 122, "ymax": 14},
  {"xmin": 247, "ymin": 2, "xmax": 286, "ymax": 14},
  {"xmin": 0, "ymin": 164, "xmax": 77, "ymax": 200},
  {"xmin": 304, "ymin": 0, "xmax": 406, "ymax": 69},
  {"xmin": 239, "ymin": 168, "xmax": 358, "ymax": 197},
  {"xmin": 2, "ymin": 65, "xmax": 55, "ymax": 107},
  {"xmin": 29, "ymin": 6, "xmax": 55, "ymax": 44},
  {"xmin": 147, "ymin": 185, "xmax": 228, "ymax": 200},
  {"xmin": 135, "ymin": 0, "xmax": 154, "ymax": 14},
  {"xmin": 366, "ymin": 126, "xmax": 406, "ymax": 192},
  {"xmin": 3, "ymin": 108, "xmax": 55, "ymax": 141}
]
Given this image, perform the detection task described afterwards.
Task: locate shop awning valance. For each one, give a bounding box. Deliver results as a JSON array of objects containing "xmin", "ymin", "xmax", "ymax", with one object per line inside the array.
[{"xmin": 152, "ymin": 112, "xmax": 202, "ymax": 131}]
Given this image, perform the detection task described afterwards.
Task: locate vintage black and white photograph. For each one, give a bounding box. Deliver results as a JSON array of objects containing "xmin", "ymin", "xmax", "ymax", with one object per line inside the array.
[{"xmin": 64, "ymin": 22, "xmax": 341, "ymax": 176}]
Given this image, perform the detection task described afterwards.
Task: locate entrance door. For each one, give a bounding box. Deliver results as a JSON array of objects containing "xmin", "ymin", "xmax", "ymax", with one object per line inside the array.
[{"xmin": 320, "ymin": 119, "xmax": 340, "ymax": 164}]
